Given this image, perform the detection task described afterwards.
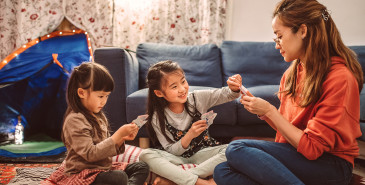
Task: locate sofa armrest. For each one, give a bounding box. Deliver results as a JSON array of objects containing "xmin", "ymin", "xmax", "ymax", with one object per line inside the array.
[{"xmin": 94, "ymin": 47, "xmax": 139, "ymax": 132}]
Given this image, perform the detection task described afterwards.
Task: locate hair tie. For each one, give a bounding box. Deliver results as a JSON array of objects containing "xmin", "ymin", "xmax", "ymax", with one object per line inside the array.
[{"xmin": 322, "ymin": 9, "xmax": 330, "ymax": 21}]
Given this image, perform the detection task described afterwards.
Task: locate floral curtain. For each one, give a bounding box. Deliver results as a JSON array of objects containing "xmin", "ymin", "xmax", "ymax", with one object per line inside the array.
[
  {"xmin": 0, "ymin": 0, "xmax": 226, "ymax": 61},
  {"xmin": 113, "ymin": 0, "xmax": 227, "ymax": 51},
  {"xmin": 63, "ymin": 0, "xmax": 114, "ymax": 50},
  {"xmin": 0, "ymin": 0, "xmax": 64, "ymax": 61}
]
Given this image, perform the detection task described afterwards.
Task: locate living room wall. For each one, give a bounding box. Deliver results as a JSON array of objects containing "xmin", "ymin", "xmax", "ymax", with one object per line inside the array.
[{"xmin": 226, "ymin": 0, "xmax": 365, "ymax": 45}]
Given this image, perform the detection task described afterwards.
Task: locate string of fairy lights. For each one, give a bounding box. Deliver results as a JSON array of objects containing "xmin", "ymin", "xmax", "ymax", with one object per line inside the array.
[{"xmin": 0, "ymin": 30, "xmax": 93, "ymax": 70}]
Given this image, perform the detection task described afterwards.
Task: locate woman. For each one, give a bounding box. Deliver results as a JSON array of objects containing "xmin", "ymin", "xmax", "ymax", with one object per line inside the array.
[{"xmin": 213, "ymin": 0, "xmax": 363, "ymax": 185}]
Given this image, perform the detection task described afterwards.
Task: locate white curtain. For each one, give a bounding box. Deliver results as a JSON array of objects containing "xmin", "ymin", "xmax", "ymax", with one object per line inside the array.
[{"xmin": 0, "ymin": 0, "xmax": 227, "ymax": 61}]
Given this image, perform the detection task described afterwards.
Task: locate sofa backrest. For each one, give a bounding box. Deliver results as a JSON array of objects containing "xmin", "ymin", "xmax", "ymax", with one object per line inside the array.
[
  {"xmin": 220, "ymin": 41, "xmax": 290, "ymax": 88},
  {"xmin": 349, "ymin": 46, "xmax": 365, "ymax": 81},
  {"xmin": 349, "ymin": 46, "xmax": 365, "ymax": 122},
  {"xmin": 136, "ymin": 43, "xmax": 223, "ymax": 89}
]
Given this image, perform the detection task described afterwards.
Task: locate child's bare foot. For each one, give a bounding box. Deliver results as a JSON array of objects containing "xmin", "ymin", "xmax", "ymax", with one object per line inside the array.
[
  {"xmin": 153, "ymin": 176, "xmax": 176, "ymax": 185},
  {"xmin": 207, "ymin": 177, "xmax": 217, "ymax": 185},
  {"xmin": 196, "ymin": 177, "xmax": 217, "ymax": 185}
]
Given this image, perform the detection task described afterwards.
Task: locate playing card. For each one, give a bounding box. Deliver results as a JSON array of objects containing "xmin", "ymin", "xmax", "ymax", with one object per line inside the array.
[
  {"xmin": 201, "ymin": 110, "xmax": 217, "ymax": 126},
  {"xmin": 132, "ymin": 114, "xmax": 148, "ymax": 128},
  {"xmin": 240, "ymin": 85, "xmax": 249, "ymax": 96}
]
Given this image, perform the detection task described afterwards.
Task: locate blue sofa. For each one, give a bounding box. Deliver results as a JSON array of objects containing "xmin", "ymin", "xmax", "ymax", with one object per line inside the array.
[{"xmin": 94, "ymin": 41, "xmax": 365, "ymax": 141}]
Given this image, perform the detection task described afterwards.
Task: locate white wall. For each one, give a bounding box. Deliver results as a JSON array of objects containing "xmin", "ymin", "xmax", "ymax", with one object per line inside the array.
[{"xmin": 225, "ymin": 0, "xmax": 365, "ymax": 46}]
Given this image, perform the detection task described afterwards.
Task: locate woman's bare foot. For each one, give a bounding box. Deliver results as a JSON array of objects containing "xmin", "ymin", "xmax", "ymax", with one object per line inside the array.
[
  {"xmin": 153, "ymin": 176, "xmax": 176, "ymax": 185},
  {"xmin": 195, "ymin": 177, "xmax": 217, "ymax": 185}
]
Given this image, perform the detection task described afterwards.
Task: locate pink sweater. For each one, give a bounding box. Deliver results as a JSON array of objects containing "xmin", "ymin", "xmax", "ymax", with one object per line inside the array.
[{"xmin": 275, "ymin": 56, "xmax": 361, "ymax": 166}]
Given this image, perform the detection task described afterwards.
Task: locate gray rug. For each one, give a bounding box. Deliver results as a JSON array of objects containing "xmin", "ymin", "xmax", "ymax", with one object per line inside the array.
[{"xmin": 8, "ymin": 167, "xmax": 56, "ymax": 185}]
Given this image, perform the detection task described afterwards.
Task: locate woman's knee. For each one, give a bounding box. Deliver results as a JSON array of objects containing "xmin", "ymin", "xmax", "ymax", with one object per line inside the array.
[
  {"xmin": 226, "ymin": 140, "xmax": 248, "ymax": 160},
  {"xmin": 226, "ymin": 139, "xmax": 266, "ymax": 161}
]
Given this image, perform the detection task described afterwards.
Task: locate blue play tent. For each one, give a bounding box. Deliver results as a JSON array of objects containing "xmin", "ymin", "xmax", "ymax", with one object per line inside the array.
[{"xmin": 0, "ymin": 30, "xmax": 92, "ymax": 151}]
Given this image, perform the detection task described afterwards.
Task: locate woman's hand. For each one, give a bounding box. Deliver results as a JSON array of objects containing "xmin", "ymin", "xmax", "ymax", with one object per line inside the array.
[
  {"xmin": 240, "ymin": 95, "xmax": 274, "ymax": 116},
  {"xmin": 227, "ymin": 74, "xmax": 242, "ymax": 93},
  {"xmin": 186, "ymin": 120, "xmax": 208, "ymax": 139}
]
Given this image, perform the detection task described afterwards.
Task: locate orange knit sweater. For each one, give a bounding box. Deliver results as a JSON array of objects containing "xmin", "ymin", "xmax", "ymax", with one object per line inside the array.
[{"xmin": 275, "ymin": 56, "xmax": 361, "ymax": 166}]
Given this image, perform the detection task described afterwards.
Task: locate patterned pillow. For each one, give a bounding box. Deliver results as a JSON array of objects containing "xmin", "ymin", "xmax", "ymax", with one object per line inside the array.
[
  {"xmin": 112, "ymin": 144, "xmax": 197, "ymax": 184},
  {"xmin": 112, "ymin": 144, "xmax": 143, "ymax": 163}
]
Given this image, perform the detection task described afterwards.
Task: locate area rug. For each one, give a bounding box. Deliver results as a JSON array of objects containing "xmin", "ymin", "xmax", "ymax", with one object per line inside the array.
[
  {"xmin": 0, "ymin": 134, "xmax": 66, "ymax": 158},
  {"xmin": 0, "ymin": 164, "xmax": 364, "ymax": 185},
  {"xmin": 0, "ymin": 163, "xmax": 60, "ymax": 185},
  {"xmin": 0, "ymin": 152, "xmax": 66, "ymax": 163},
  {"xmin": 0, "ymin": 134, "xmax": 66, "ymax": 163}
]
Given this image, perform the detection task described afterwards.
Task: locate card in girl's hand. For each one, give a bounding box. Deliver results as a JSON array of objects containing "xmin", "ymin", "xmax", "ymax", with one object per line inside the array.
[
  {"xmin": 201, "ymin": 110, "xmax": 217, "ymax": 126},
  {"xmin": 132, "ymin": 114, "xmax": 148, "ymax": 128}
]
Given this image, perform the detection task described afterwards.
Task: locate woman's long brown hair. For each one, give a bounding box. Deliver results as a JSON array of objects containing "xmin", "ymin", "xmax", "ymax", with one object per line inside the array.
[
  {"xmin": 274, "ymin": 0, "xmax": 363, "ymax": 107},
  {"xmin": 62, "ymin": 62, "xmax": 114, "ymax": 143}
]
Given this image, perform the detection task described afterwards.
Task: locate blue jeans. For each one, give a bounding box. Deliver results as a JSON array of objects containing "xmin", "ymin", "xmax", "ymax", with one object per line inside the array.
[{"xmin": 213, "ymin": 139, "xmax": 353, "ymax": 185}]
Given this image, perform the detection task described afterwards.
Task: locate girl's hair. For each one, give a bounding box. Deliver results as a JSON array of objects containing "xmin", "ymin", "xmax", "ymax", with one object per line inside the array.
[
  {"xmin": 274, "ymin": 0, "xmax": 363, "ymax": 107},
  {"xmin": 62, "ymin": 62, "xmax": 114, "ymax": 142},
  {"xmin": 145, "ymin": 60, "xmax": 197, "ymax": 146}
]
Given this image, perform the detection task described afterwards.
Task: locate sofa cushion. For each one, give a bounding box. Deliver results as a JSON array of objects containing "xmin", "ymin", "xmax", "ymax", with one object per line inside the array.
[
  {"xmin": 361, "ymin": 86, "xmax": 365, "ymax": 122},
  {"xmin": 236, "ymin": 85, "xmax": 280, "ymax": 126},
  {"xmin": 220, "ymin": 41, "xmax": 290, "ymax": 88},
  {"xmin": 360, "ymin": 122, "xmax": 365, "ymax": 141},
  {"xmin": 360, "ymin": 86, "xmax": 365, "ymax": 141},
  {"xmin": 126, "ymin": 88, "xmax": 149, "ymax": 123},
  {"xmin": 348, "ymin": 46, "xmax": 365, "ymax": 141},
  {"xmin": 208, "ymin": 101, "xmax": 237, "ymax": 126},
  {"xmin": 209, "ymin": 124, "xmax": 276, "ymax": 138},
  {"xmin": 136, "ymin": 43, "xmax": 223, "ymax": 89},
  {"xmin": 349, "ymin": 46, "xmax": 365, "ymax": 81},
  {"xmin": 349, "ymin": 46, "xmax": 365, "ymax": 121}
]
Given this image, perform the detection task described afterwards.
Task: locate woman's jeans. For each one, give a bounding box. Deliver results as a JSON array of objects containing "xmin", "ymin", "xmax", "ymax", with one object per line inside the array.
[
  {"xmin": 213, "ymin": 139, "xmax": 353, "ymax": 185},
  {"xmin": 91, "ymin": 161, "xmax": 149, "ymax": 185}
]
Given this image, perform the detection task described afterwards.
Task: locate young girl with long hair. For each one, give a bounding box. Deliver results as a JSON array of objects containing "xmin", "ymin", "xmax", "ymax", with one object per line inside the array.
[
  {"xmin": 214, "ymin": 0, "xmax": 363, "ymax": 185},
  {"xmin": 139, "ymin": 60, "xmax": 242, "ymax": 185},
  {"xmin": 45, "ymin": 62, "xmax": 149, "ymax": 185}
]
